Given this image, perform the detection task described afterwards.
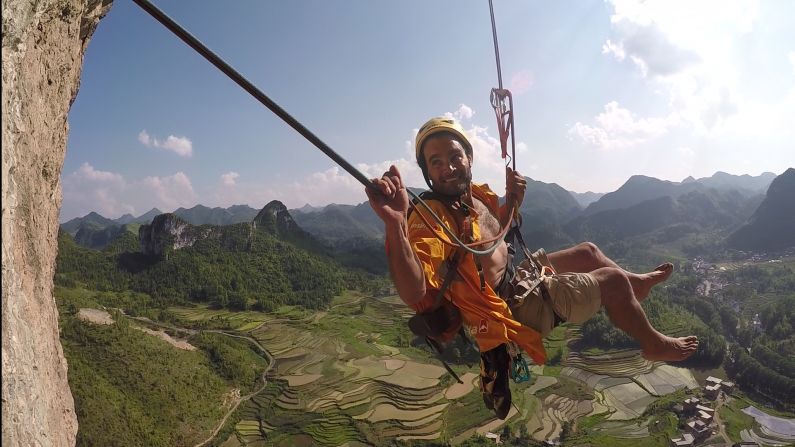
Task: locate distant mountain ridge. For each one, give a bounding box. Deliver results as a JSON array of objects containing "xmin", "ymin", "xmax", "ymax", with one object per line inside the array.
[
  {"xmin": 291, "ymin": 202, "xmax": 383, "ymax": 243},
  {"xmin": 694, "ymin": 171, "xmax": 776, "ymax": 193},
  {"xmin": 57, "ymin": 206, "xmax": 366, "ymax": 314},
  {"xmin": 566, "ymin": 188, "xmax": 764, "ymax": 245},
  {"xmin": 568, "ymin": 190, "xmax": 605, "ymax": 208},
  {"xmin": 60, "ymin": 170, "xmax": 787, "ymax": 257},
  {"xmin": 584, "ymin": 171, "xmax": 775, "ymax": 216},
  {"xmin": 173, "ymin": 204, "xmax": 258, "ymax": 226},
  {"xmin": 585, "ymin": 175, "xmax": 704, "ymax": 216},
  {"xmin": 61, "ymin": 211, "xmax": 117, "ymax": 236}
]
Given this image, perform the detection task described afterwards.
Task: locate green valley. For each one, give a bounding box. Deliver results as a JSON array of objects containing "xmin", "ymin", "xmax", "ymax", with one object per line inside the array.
[{"xmin": 54, "ymin": 172, "xmax": 795, "ymax": 446}]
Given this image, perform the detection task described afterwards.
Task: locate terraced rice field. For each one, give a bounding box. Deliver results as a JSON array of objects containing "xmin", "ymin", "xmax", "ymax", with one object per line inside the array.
[
  {"xmin": 561, "ymin": 349, "xmax": 697, "ymax": 420},
  {"xmin": 739, "ymin": 293, "xmax": 780, "ymax": 319},
  {"xmin": 169, "ymin": 306, "xmax": 276, "ymax": 330},
  {"xmin": 217, "ymin": 294, "xmax": 497, "ymax": 445},
  {"xmin": 740, "ymin": 406, "xmax": 795, "ymax": 446},
  {"xmin": 180, "ymin": 292, "xmax": 708, "ymax": 446},
  {"xmin": 524, "ymin": 393, "xmax": 595, "ymax": 442}
]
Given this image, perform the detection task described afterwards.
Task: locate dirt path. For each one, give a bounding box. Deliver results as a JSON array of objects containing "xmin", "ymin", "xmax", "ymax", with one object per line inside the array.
[
  {"xmin": 121, "ymin": 314, "xmax": 275, "ymax": 447},
  {"xmin": 193, "ymin": 330, "xmax": 274, "ymax": 447},
  {"xmin": 712, "ymin": 393, "xmax": 731, "ymax": 445}
]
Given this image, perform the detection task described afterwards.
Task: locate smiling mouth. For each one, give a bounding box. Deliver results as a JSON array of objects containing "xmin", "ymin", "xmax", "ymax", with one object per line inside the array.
[{"xmin": 443, "ymin": 174, "xmax": 462, "ymax": 183}]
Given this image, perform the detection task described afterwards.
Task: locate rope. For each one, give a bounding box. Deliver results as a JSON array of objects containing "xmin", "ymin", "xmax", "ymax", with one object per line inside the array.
[
  {"xmin": 407, "ymin": 0, "xmax": 520, "ymax": 257},
  {"xmin": 489, "ymin": 0, "xmax": 504, "ymax": 90},
  {"xmin": 133, "ymin": 0, "xmax": 521, "ymax": 257},
  {"xmin": 131, "ymin": 0, "xmax": 374, "ymax": 189},
  {"xmin": 407, "ymin": 189, "xmax": 514, "ymax": 256}
]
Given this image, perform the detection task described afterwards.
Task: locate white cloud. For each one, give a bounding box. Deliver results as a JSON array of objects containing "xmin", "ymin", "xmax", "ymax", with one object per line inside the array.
[
  {"xmin": 568, "ymin": 101, "xmax": 676, "ymax": 150},
  {"xmin": 63, "ymin": 107, "xmax": 539, "ymax": 218},
  {"xmin": 138, "ymin": 129, "xmax": 193, "ymax": 157},
  {"xmin": 60, "ymin": 163, "xmax": 198, "ymax": 221},
  {"xmin": 202, "ymin": 105, "xmax": 527, "ymax": 209},
  {"xmin": 789, "ymin": 51, "xmax": 795, "ymax": 73},
  {"xmin": 676, "ymin": 146, "xmax": 695, "ymax": 158},
  {"xmin": 159, "ymin": 136, "xmax": 193, "ymax": 157},
  {"xmin": 138, "ymin": 130, "xmax": 151, "ymax": 146},
  {"xmin": 62, "ymin": 163, "xmax": 131, "ymax": 219},
  {"xmin": 608, "ymin": 0, "xmax": 758, "ymax": 38},
  {"xmin": 140, "ymin": 172, "xmax": 196, "ymax": 210},
  {"xmin": 602, "ymin": 23, "xmax": 699, "ymax": 78},
  {"xmin": 220, "ymin": 171, "xmax": 240, "ymax": 186},
  {"xmin": 76, "ymin": 162, "xmax": 124, "ymax": 184},
  {"xmin": 449, "ymin": 104, "xmax": 474, "ymax": 121},
  {"xmin": 603, "ymin": 0, "xmax": 758, "ymax": 132},
  {"xmin": 602, "ymin": 39, "xmax": 626, "ymax": 60},
  {"xmin": 509, "ymin": 70, "xmax": 534, "ymax": 95}
]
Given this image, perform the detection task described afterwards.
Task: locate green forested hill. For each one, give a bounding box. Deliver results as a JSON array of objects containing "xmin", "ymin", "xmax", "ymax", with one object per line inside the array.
[
  {"xmin": 61, "ymin": 211, "xmax": 118, "ymax": 235},
  {"xmin": 173, "ymin": 204, "xmax": 259, "ymax": 226},
  {"xmin": 56, "ymin": 289, "xmax": 269, "ymax": 447},
  {"xmin": 565, "ymin": 188, "xmax": 761, "ymax": 249},
  {"xmin": 56, "ymin": 215, "xmax": 381, "ymax": 312}
]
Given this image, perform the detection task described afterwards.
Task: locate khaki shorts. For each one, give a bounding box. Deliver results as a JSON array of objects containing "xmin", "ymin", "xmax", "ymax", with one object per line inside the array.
[{"xmin": 503, "ymin": 249, "xmax": 602, "ymax": 337}]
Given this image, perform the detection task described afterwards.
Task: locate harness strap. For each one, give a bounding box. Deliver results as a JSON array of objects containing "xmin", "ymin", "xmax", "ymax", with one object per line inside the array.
[
  {"xmin": 475, "ymin": 257, "xmax": 487, "ymax": 292},
  {"xmin": 417, "ymin": 253, "xmax": 464, "ymax": 385},
  {"xmin": 505, "ymin": 225, "xmax": 566, "ymax": 328},
  {"xmin": 433, "ymin": 251, "xmax": 462, "ymax": 308},
  {"xmin": 424, "ymin": 336, "xmax": 463, "ymax": 384}
]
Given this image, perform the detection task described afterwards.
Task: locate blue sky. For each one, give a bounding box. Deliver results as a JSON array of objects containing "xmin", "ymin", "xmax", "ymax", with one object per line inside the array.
[{"xmin": 62, "ymin": 0, "xmax": 795, "ymax": 221}]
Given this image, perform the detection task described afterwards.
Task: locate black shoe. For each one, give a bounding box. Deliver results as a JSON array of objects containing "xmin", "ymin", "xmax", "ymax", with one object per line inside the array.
[{"xmin": 480, "ymin": 343, "xmax": 512, "ymax": 419}]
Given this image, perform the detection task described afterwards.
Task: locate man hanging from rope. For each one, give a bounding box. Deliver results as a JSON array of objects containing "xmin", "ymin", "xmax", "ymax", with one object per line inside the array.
[
  {"xmin": 365, "ymin": 117, "xmax": 699, "ymax": 419},
  {"xmin": 129, "ymin": 0, "xmax": 697, "ymax": 418}
]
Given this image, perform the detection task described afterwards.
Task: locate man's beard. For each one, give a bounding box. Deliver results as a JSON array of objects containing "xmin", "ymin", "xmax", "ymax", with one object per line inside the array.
[{"xmin": 430, "ymin": 168, "xmax": 472, "ymax": 198}]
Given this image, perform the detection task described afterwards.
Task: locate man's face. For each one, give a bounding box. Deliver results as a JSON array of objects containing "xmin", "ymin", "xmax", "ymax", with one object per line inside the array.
[{"xmin": 422, "ymin": 134, "xmax": 472, "ymax": 197}]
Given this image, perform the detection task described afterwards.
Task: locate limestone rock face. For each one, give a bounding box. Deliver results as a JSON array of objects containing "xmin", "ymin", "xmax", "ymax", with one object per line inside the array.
[
  {"xmin": 1, "ymin": 1, "xmax": 112, "ymax": 446},
  {"xmin": 139, "ymin": 213, "xmax": 219, "ymax": 257},
  {"xmin": 254, "ymin": 200, "xmax": 305, "ymax": 237}
]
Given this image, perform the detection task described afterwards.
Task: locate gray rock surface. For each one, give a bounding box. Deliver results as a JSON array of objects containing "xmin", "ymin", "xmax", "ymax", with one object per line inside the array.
[
  {"xmin": 139, "ymin": 213, "xmax": 219, "ymax": 257},
  {"xmin": 2, "ymin": 0, "xmax": 112, "ymax": 446}
]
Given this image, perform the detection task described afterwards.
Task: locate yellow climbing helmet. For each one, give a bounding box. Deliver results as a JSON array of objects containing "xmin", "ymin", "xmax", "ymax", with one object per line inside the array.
[{"xmin": 415, "ymin": 117, "xmax": 473, "ymax": 165}]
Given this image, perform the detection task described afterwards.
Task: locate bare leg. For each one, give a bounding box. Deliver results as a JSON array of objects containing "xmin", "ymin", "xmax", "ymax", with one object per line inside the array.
[
  {"xmin": 590, "ymin": 267, "xmax": 698, "ymax": 362},
  {"xmin": 547, "ymin": 242, "xmax": 673, "ymax": 300}
]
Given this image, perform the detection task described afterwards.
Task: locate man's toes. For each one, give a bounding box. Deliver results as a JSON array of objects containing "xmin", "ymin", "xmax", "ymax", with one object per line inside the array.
[
  {"xmin": 649, "ymin": 263, "xmax": 674, "ymax": 283},
  {"xmin": 656, "ymin": 263, "xmax": 673, "ymax": 272},
  {"xmin": 683, "ymin": 337, "xmax": 699, "ymax": 350}
]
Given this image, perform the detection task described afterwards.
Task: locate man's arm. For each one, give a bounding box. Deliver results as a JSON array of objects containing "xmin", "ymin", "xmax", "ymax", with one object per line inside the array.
[
  {"xmin": 384, "ymin": 219, "xmax": 426, "ymax": 306},
  {"xmin": 366, "ymin": 165, "xmax": 426, "ymax": 306}
]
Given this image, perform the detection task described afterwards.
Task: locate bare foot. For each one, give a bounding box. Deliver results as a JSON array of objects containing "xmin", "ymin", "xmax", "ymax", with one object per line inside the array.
[
  {"xmin": 641, "ymin": 335, "xmax": 699, "ymax": 362},
  {"xmin": 632, "ymin": 263, "xmax": 674, "ymax": 300}
]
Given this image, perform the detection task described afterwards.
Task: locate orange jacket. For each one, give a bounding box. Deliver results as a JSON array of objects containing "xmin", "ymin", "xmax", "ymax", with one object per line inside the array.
[{"xmin": 402, "ymin": 183, "xmax": 546, "ymax": 365}]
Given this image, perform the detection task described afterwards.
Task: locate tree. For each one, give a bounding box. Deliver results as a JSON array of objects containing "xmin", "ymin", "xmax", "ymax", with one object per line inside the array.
[{"xmin": 227, "ymin": 291, "xmax": 248, "ymax": 311}]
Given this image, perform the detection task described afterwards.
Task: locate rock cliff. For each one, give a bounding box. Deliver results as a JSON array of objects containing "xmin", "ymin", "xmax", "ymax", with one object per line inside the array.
[
  {"xmin": 728, "ymin": 168, "xmax": 795, "ymax": 251},
  {"xmin": 2, "ymin": 1, "xmax": 112, "ymax": 446},
  {"xmin": 139, "ymin": 213, "xmax": 220, "ymax": 258},
  {"xmin": 254, "ymin": 200, "xmax": 308, "ymax": 238}
]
